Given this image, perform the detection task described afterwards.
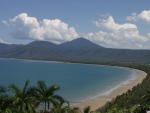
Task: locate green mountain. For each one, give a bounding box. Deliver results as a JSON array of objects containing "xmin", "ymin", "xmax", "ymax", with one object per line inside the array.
[{"xmin": 0, "ymin": 38, "xmax": 150, "ymax": 64}]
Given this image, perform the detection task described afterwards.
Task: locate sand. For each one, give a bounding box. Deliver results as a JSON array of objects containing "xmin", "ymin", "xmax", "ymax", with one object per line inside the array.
[{"xmin": 74, "ymin": 68, "xmax": 147, "ymax": 111}]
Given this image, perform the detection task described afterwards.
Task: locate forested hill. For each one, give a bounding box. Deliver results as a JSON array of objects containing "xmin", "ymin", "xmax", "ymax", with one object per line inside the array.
[{"xmin": 0, "ymin": 38, "xmax": 150, "ymax": 64}]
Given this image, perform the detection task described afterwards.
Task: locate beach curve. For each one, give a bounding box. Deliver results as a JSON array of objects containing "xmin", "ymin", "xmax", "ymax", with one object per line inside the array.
[{"xmin": 74, "ymin": 68, "xmax": 147, "ymax": 111}]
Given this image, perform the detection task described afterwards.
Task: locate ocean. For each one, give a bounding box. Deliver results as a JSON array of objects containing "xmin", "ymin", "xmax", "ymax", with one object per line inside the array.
[{"xmin": 0, "ymin": 58, "xmax": 134, "ymax": 102}]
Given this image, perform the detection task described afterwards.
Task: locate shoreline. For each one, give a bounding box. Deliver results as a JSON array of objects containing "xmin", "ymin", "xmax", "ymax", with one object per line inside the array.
[
  {"xmin": 74, "ymin": 69, "xmax": 147, "ymax": 111},
  {"xmin": 0, "ymin": 58, "xmax": 147, "ymax": 111}
]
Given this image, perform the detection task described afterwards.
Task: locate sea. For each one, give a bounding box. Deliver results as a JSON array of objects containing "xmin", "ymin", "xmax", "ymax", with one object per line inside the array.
[{"xmin": 0, "ymin": 58, "xmax": 135, "ymax": 102}]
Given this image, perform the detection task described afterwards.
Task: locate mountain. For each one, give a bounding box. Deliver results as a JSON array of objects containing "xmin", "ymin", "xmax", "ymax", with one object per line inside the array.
[
  {"xmin": 1, "ymin": 41, "xmax": 62, "ymax": 60},
  {"xmin": 58, "ymin": 38, "xmax": 103, "ymax": 58},
  {"xmin": 0, "ymin": 43, "xmax": 11, "ymax": 53},
  {"xmin": 59, "ymin": 38, "xmax": 103, "ymax": 50},
  {"xmin": 0, "ymin": 43, "xmax": 23, "ymax": 54},
  {"xmin": 0, "ymin": 37, "xmax": 150, "ymax": 64}
]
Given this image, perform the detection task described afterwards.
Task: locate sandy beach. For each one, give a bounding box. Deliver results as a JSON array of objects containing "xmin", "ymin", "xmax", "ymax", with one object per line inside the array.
[{"xmin": 75, "ymin": 68, "xmax": 147, "ymax": 111}]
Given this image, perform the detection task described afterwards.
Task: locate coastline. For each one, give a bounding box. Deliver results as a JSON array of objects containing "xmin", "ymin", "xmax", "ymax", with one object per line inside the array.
[
  {"xmin": 74, "ymin": 69, "xmax": 147, "ymax": 111},
  {"xmin": 0, "ymin": 58, "xmax": 147, "ymax": 111}
]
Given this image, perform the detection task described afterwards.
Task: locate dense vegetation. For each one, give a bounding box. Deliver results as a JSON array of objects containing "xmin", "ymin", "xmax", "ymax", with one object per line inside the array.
[{"xmin": 0, "ymin": 63, "xmax": 150, "ymax": 113}]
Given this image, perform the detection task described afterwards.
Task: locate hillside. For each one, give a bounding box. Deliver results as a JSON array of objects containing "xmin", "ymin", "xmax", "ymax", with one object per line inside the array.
[{"xmin": 0, "ymin": 38, "xmax": 150, "ymax": 64}]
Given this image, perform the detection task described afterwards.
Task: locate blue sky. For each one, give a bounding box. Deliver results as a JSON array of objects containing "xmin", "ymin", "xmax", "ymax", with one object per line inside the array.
[
  {"xmin": 0, "ymin": 0, "xmax": 149, "ymax": 32},
  {"xmin": 0, "ymin": 0, "xmax": 150, "ymax": 49}
]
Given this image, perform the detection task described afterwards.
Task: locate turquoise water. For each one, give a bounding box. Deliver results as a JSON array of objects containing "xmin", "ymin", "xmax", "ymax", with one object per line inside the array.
[{"xmin": 0, "ymin": 58, "xmax": 133, "ymax": 102}]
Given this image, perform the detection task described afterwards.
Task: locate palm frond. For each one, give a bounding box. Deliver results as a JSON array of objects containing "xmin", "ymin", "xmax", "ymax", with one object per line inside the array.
[{"xmin": 23, "ymin": 80, "xmax": 30, "ymax": 94}]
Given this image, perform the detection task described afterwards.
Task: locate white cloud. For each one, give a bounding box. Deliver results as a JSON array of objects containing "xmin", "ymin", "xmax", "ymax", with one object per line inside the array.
[
  {"xmin": 84, "ymin": 16, "xmax": 150, "ymax": 49},
  {"xmin": 4, "ymin": 13, "xmax": 79, "ymax": 44},
  {"xmin": 127, "ymin": 10, "xmax": 150, "ymax": 23},
  {"xmin": 1, "ymin": 12, "xmax": 150, "ymax": 49},
  {"xmin": 96, "ymin": 16, "xmax": 137, "ymax": 31}
]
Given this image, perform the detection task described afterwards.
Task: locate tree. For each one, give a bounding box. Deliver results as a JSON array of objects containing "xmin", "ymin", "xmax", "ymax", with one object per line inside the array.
[
  {"xmin": 9, "ymin": 80, "xmax": 37, "ymax": 113},
  {"xmin": 33, "ymin": 80, "xmax": 60, "ymax": 112},
  {"xmin": 51, "ymin": 96, "xmax": 71, "ymax": 113}
]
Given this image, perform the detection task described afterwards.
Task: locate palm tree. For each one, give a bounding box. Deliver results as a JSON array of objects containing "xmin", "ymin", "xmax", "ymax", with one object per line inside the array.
[
  {"xmin": 51, "ymin": 95, "xmax": 71, "ymax": 113},
  {"xmin": 33, "ymin": 80, "xmax": 60, "ymax": 112},
  {"xmin": 9, "ymin": 80, "xmax": 37, "ymax": 113}
]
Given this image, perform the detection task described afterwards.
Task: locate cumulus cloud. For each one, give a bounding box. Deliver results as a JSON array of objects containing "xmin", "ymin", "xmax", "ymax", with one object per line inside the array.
[
  {"xmin": 1, "ymin": 12, "xmax": 150, "ymax": 49},
  {"xmin": 85, "ymin": 16, "xmax": 150, "ymax": 49},
  {"xmin": 3, "ymin": 13, "xmax": 79, "ymax": 44},
  {"xmin": 96, "ymin": 16, "xmax": 137, "ymax": 31},
  {"xmin": 127, "ymin": 10, "xmax": 150, "ymax": 23}
]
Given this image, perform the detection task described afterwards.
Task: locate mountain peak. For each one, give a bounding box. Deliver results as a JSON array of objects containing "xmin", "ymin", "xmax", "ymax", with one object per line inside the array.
[
  {"xmin": 72, "ymin": 37, "xmax": 89, "ymax": 42},
  {"xmin": 70, "ymin": 37, "xmax": 95, "ymax": 43},
  {"xmin": 27, "ymin": 40, "xmax": 57, "ymax": 48},
  {"xmin": 29, "ymin": 40, "xmax": 56, "ymax": 45},
  {"xmin": 59, "ymin": 37, "xmax": 103, "ymax": 49}
]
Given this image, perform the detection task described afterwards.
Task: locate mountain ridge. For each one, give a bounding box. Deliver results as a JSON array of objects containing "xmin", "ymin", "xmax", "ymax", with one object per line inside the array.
[{"xmin": 0, "ymin": 37, "xmax": 150, "ymax": 64}]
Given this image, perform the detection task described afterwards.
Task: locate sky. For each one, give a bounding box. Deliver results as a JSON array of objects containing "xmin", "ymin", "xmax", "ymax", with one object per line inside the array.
[{"xmin": 0, "ymin": 0, "xmax": 150, "ymax": 49}]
